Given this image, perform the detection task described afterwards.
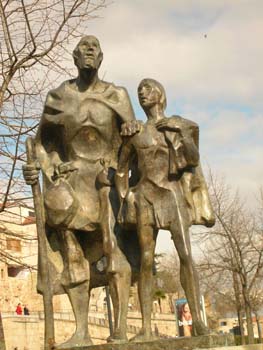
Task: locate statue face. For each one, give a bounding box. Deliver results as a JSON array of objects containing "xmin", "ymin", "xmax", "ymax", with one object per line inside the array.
[
  {"xmin": 74, "ymin": 36, "xmax": 103, "ymax": 70},
  {"xmin": 138, "ymin": 81, "xmax": 161, "ymax": 110}
]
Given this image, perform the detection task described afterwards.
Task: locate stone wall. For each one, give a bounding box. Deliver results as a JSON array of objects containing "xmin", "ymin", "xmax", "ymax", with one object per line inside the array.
[
  {"xmin": 2, "ymin": 311, "xmax": 177, "ymax": 350},
  {"xmin": 2, "ymin": 314, "xmax": 138, "ymax": 350}
]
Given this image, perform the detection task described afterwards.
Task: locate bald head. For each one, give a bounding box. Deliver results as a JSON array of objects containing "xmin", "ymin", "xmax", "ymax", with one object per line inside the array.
[{"xmin": 73, "ymin": 35, "xmax": 103, "ymax": 71}]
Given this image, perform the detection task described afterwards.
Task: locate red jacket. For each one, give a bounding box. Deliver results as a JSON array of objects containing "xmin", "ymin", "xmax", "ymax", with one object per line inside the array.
[{"xmin": 16, "ymin": 305, "xmax": 22, "ymax": 315}]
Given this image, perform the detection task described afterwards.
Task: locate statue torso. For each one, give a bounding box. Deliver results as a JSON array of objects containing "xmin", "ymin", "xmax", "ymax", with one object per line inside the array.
[
  {"xmin": 41, "ymin": 80, "xmax": 130, "ymax": 230},
  {"xmin": 62, "ymin": 82, "xmax": 122, "ymax": 168},
  {"xmin": 131, "ymin": 121, "xmax": 170, "ymax": 185}
]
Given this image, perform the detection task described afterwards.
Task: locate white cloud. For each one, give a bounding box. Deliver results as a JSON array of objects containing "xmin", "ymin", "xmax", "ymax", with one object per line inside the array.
[
  {"xmin": 83, "ymin": 1, "xmax": 263, "ymax": 200},
  {"xmin": 82, "ymin": 0, "xmax": 262, "ymax": 109},
  {"xmin": 63, "ymin": 1, "xmax": 263, "ymax": 251}
]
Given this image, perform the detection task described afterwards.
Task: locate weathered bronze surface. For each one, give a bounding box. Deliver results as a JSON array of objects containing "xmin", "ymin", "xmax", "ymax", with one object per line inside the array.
[
  {"xmin": 23, "ymin": 36, "xmax": 140, "ymax": 349},
  {"xmin": 56, "ymin": 334, "xmax": 235, "ymax": 350},
  {"xmin": 23, "ymin": 38, "xmax": 215, "ymax": 349},
  {"xmin": 116, "ymin": 78, "xmax": 215, "ymax": 341}
]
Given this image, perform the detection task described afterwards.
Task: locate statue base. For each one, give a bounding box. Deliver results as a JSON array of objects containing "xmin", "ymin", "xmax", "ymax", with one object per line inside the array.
[{"xmin": 56, "ymin": 334, "xmax": 235, "ymax": 350}]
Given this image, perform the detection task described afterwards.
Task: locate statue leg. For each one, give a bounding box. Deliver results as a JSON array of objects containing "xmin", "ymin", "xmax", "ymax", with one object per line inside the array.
[
  {"xmin": 170, "ymin": 222, "xmax": 209, "ymax": 336},
  {"xmin": 131, "ymin": 220, "xmax": 157, "ymax": 342},
  {"xmin": 57, "ymin": 229, "xmax": 92, "ymax": 349},
  {"xmin": 99, "ymin": 187, "xmax": 131, "ymax": 343}
]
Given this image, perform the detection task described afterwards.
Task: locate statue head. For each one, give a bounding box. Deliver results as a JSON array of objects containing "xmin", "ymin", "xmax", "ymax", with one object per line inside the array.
[
  {"xmin": 138, "ymin": 78, "xmax": 167, "ymax": 112},
  {"xmin": 73, "ymin": 35, "xmax": 103, "ymax": 71}
]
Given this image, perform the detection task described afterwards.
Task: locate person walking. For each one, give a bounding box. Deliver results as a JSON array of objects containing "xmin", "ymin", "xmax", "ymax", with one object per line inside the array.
[{"xmin": 15, "ymin": 303, "xmax": 22, "ymax": 315}]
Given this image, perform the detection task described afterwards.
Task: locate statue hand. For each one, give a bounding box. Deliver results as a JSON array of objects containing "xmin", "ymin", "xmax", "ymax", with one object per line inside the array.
[
  {"xmin": 22, "ymin": 161, "xmax": 41, "ymax": 185},
  {"xmin": 155, "ymin": 118, "xmax": 181, "ymax": 131},
  {"xmin": 97, "ymin": 159, "xmax": 115, "ymax": 186},
  {"xmin": 120, "ymin": 120, "xmax": 142, "ymax": 136},
  {"xmin": 58, "ymin": 162, "xmax": 78, "ymax": 175}
]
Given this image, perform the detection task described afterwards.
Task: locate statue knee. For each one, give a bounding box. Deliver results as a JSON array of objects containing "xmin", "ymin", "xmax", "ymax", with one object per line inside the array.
[
  {"xmin": 103, "ymin": 236, "xmax": 116, "ymax": 256},
  {"xmin": 120, "ymin": 260, "xmax": 131, "ymax": 278}
]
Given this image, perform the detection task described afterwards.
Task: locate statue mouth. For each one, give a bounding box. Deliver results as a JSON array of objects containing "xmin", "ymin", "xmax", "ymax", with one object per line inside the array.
[{"xmin": 85, "ymin": 54, "xmax": 94, "ymax": 59}]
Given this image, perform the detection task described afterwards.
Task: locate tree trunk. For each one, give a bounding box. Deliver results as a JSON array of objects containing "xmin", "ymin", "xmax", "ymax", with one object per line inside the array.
[
  {"xmin": 255, "ymin": 312, "xmax": 262, "ymax": 343},
  {"xmin": 0, "ymin": 311, "xmax": 6, "ymax": 350},
  {"xmin": 237, "ymin": 310, "xmax": 246, "ymax": 345},
  {"xmin": 158, "ymin": 298, "xmax": 162, "ymax": 313},
  {"xmin": 168, "ymin": 294, "xmax": 175, "ymax": 313},
  {"xmin": 244, "ymin": 301, "xmax": 254, "ymax": 344},
  {"xmin": 232, "ymin": 271, "xmax": 246, "ymax": 344}
]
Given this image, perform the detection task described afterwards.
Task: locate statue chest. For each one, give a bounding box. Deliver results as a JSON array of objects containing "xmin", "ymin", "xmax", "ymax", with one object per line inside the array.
[
  {"xmin": 65, "ymin": 99, "xmax": 117, "ymax": 138},
  {"xmin": 133, "ymin": 123, "xmax": 167, "ymax": 150},
  {"xmin": 63, "ymin": 98, "xmax": 121, "ymax": 161},
  {"xmin": 132, "ymin": 123, "xmax": 169, "ymax": 175}
]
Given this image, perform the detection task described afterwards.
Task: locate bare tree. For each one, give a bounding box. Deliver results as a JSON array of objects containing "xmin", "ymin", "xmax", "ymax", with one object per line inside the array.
[
  {"xmin": 0, "ymin": 2, "xmax": 108, "ymax": 337},
  {"xmin": 0, "ymin": 0, "xmax": 107, "ymax": 209},
  {"xmin": 195, "ymin": 172, "xmax": 263, "ymax": 344},
  {"xmin": 156, "ymin": 252, "xmax": 185, "ymax": 313},
  {"xmin": 0, "ymin": 0, "xmax": 108, "ymax": 262}
]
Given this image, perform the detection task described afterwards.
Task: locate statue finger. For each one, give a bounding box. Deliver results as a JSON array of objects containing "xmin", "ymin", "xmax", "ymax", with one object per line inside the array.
[
  {"xmin": 23, "ymin": 169, "xmax": 39, "ymax": 176},
  {"xmin": 132, "ymin": 124, "xmax": 137, "ymax": 134},
  {"xmin": 35, "ymin": 161, "xmax": 41, "ymax": 170},
  {"xmin": 23, "ymin": 164, "xmax": 38, "ymax": 171},
  {"xmin": 27, "ymin": 174, "xmax": 39, "ymax": 181},
  {"xmin": 120, "ymin": 127, "xmax": 127, "ymax": 136},
  {"xmin": 27, "ymin": 179, "xmax": 38, "ymax": 185},
  {"xmin": 128, "ymin": 127, "xmax": 133, "ymax": 136}
]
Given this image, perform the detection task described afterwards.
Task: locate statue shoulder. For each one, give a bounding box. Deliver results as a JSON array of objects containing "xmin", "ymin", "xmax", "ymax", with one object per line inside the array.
[
  {"xmin": 45, "ymin": 79, "xmax": 75, "ymax": 105},
  {"xmin": 101, "ymin": 82, "xmax": 135, "ymax": 122},
  {"xmin": 105, "ymin": 82, "xmax": 131, "ymax": 101},
  {"xmin": 170, "ymin": 115, "xmax": 199, "ymax": 130},
  {"xmin": 42, "ymin": 80, "xmax": 75, "ymax": 125}
]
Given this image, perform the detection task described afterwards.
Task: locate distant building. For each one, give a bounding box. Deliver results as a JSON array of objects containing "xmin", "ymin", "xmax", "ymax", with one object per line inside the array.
[
  {"xmin": 0, "ymin": 204, "xmax": 129, "ymax": 313},
  {"xmin": 218, "ymin": 316, "xmax": 263, "ymax": 339},
  {"xmin": 0, "ymin": 204, "xmax": 68, "ymax": 312}
]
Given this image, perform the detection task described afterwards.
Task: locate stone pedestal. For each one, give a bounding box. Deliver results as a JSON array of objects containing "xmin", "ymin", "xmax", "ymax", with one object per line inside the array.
[{"xmin": 57, "ymin": 334, "xmax": 235, "ymax": 350}]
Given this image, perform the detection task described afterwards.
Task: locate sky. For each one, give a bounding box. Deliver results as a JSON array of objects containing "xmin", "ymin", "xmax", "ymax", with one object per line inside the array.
[
  {"xmin": 69, "ymin": 1, "xmax": 263, "ymax": 253},
  {"xmin": 84, "ymin": 0, "xmax": 263, "ymax": 253}
]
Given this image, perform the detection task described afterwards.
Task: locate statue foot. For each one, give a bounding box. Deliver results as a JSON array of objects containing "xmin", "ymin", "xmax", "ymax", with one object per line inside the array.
[
  {"xmin": 107, "ymin": 330, "xmax": 128, "ymax": 344},
  {"xmin": 192, "ymin": 320, "xmax": 211, "ymax": 336},
  {"xmin": 107, "ymin": 335, "xmax": 128, "ymax": 344},
  {"xmin": 129, "ymin": 329, "xmax": 159, "ymax": 343},
  {"xmin": 53, "ymin": 334, "xmax": 93, "ymax": 349}
]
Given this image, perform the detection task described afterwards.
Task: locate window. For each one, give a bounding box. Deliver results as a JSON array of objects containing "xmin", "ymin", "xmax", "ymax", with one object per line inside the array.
[
  {"xmin": 7, "ymin": 266, "xmax": 24, "ymax": 277},
  {"xmin": 1, "ymin": 269, "xmax": 4, "ymax": 279},
  {"xmin": 28, "ymin": 211, "xmax": 35, "ymax": 217},
  {"xmin": 220, "ymin": 321, "xmax": 227, "ymax": 326},
  {"xmin": 6, "ymin": 239, "xmax": 21, "ymax": 252}
]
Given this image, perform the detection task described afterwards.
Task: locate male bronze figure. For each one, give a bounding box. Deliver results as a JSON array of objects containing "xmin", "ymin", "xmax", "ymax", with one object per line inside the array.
[
  {"xmin": 23, "ymin": 36, "xmax": 138, "ymax": 347},
  {"xmin": 116, "ymin": 78, "xmax": 215, "ymax": 341}
]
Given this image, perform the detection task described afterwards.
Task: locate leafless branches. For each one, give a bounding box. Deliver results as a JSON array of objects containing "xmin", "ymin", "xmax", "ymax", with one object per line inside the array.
[
  {"xmin": 0, "ymin": 0, "xmax": 108, "ymax": 212},
  {"xmin": 0, "ymin": 0, "xmax": 108, "ymax": 274},
  {"xmin": 195, "ymin": 171, "xmax": 263, "ymax": 344}
]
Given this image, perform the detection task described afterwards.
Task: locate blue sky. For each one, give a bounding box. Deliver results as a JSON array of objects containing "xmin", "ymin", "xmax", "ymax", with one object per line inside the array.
[{"xmin": 66, "ymin": 0, "xmax": 263, "ymax": 253}]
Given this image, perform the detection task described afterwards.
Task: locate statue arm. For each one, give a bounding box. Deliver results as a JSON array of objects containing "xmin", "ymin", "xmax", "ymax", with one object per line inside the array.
[
  {"xmin": 180, "ymin": 123, "xmax": 200, "ymax": 167},
  {"xmin": 116, "ymin": 87, "xmax": 135, "ymax": 122},
  {"xmin": 34, "ymin": 127, "xmax": 61, "ymax": 184},
  {"xmin": 115, "ymin": 138, "xmax": 133, "ymax": 201},
  {"xmin": 161, "ymin": 116, "xmax": 200, "ymax": 170},
  {"xmin": 34, "ymin": 89, "xmax": 66, "ymax": 184}
]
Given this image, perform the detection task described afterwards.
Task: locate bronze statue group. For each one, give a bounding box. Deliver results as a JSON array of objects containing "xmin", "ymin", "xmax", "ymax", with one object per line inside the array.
[{"xmin": 23, "ymin": 36, "xmax": 215, "ymax": 348}]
